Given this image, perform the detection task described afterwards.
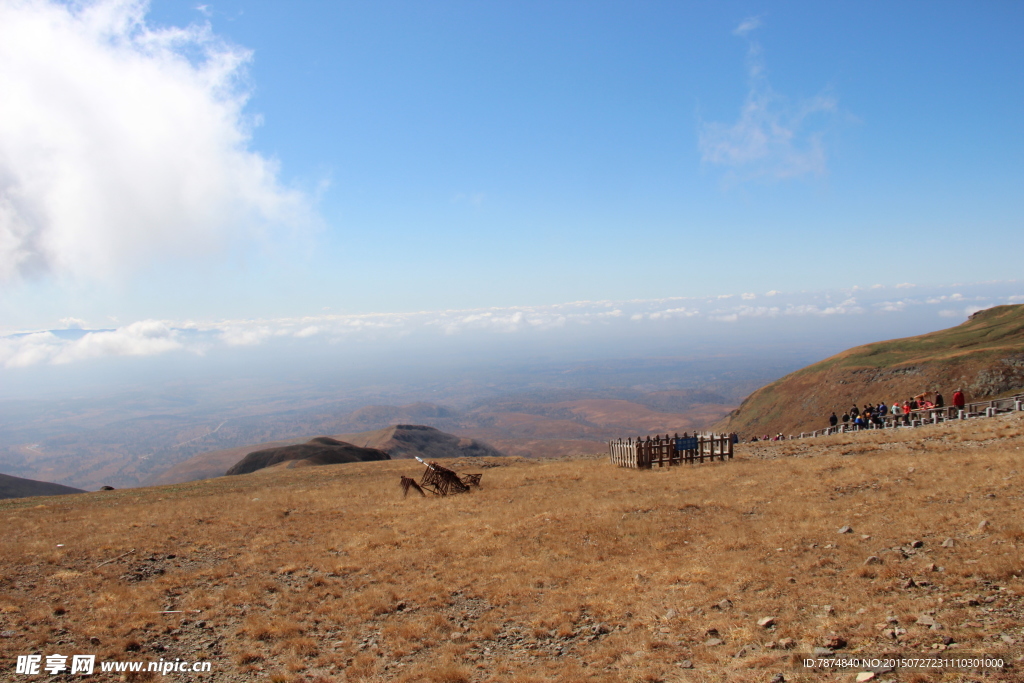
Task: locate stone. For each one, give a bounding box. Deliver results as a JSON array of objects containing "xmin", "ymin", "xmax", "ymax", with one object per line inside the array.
[
  {"xmin": 826, "ymin": 635, "xmax": 848, "ymax": 649},
  {"xmin": 864, "ymin": 556, "xmax": 883, "ymax": 565},
  {"xmin": 856, "ymin": 673, "xmax": 877, "ymax": 682},
  {"xmin": 823, "ymin": 605, "xmax": 835, "ymax": 615},
  {"xmin": 704, "ymin": 638, "xmax": 724, "ymax": 647},
  {"xmin": 903, "ymin": 578, "xmax": 917, "ymax": 589},
  {"xmin": 778, "ymin": 638, "xmax": 796, "ymax": 649},
  {"xmin": 0, "ymin": 631, "xmax": 16, "ymax": 638},
  {"xmin": 925, "ymin": 563, "xmax": 938, "ymax": 572},
  {"xmin": 911, "ymin": 540, "xmax": 924, "ymax": 548},
  {"xmin": 813, "ymin": 647, "xmax": 835, "ymax": 657},
  {"xmin": 941, "ymin": 538, "xmax": 955, "ymax": 547},
  {"xmin": 758, "ymin": 616, "xmax": 777, "ymax": 628},
  {"xmin": 915, "ymin": 614, "xmax": 941, "ymax": 629},
  {"xmin": 705, "ymin": 628, "xmax": 719, "ymax": 638},
  {"xmin": 678, "ymin": 660, "xmax": 693, "ymax": 669},
  {"xmin": 769, "ymin": 674, "xmax": 785, "ymax": 683},
  {"xmin": 715, "ymin": 598, "xmax": 733, "ymax": 611},
  {"xmin": 664, "ymin": 609, "xmax": 677, "ymax": 620},
  {"xmin": 838, "ymin": 525, "xmax": 853, "ymax": 534},
  {"xmin": 977, "ymin": 520, "xmax": 990, "ymax": 532}
]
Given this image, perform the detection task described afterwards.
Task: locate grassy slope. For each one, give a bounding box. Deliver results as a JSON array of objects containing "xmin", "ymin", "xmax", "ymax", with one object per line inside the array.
[
  {"xmin": 1, "ymin": 414, "xmax": 1022, "ymax": 682},
  {"xmin": 717, "ymin": 305, "xmax": 1024, "ymax": 438}
]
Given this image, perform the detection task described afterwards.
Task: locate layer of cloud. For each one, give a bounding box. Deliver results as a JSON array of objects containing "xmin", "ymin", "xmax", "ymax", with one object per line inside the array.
[
  {"xmin": 3, "ymin": 282, "xmax": 1021, "ymax": 368},
  {"xmin": 0, "ymin": 0, "xmax": 312, "ymax": 281},
  {"xmin": 0, "ymin": 319, "xmax": 181, "ymax": 367},
  {"xmin": 699, "ymin": 17, "xmax": 839, "ymax": 181}
]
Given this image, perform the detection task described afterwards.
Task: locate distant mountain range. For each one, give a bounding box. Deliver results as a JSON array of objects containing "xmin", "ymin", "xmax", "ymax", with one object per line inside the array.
[
  {"xmin": 1, "ymin": 357, "xmax": 764, "ymax": 490},
  {"xmin": 0, "ymin": 472, "xmax": 85, "ymax": 500},
  {"xmin": 155, "ymin": 425, "xmax": 506, "ymax": 484},
  {"xmin": 716, "ymin": 304, "xmax": 1024, "ymax": 437}
]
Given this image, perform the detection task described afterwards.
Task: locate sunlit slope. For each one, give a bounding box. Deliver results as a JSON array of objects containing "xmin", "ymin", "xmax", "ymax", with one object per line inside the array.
[
  {"xmin": 716, "ymin": 304, "xmax": 1024, "ymax": 437},
  {"xmin": 2, "ymin": 415, "xmax": 1023, "ymax": 682}
]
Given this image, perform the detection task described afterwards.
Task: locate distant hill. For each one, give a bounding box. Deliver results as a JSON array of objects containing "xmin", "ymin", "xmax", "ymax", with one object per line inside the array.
[
  {"xmin": 226, "ymin": 437, "xmax": 390, "ymax": 475},
  {"xmin": 716, "ymin": 304, "xmax": 1024, "ymax": 437},
  {"xmin": 159, "ymin": 425, "xmax": 506, "ymax": 483},
  {"xmin": 336, "ymin": 424, "xmax": 505, "ymax": 460},
  {"xmin": 146, "ymin": 437, "xmax": 310, "ymax": 486},
  {"xmin": 0, "ymin": 472, "xmax": 86, "ymax": 500}
]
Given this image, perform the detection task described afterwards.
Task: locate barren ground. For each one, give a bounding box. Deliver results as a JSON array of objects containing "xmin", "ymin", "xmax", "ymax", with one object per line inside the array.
[{"xmin": 2, "ymin": 413, "xmax": 1023, "ymax": 682}]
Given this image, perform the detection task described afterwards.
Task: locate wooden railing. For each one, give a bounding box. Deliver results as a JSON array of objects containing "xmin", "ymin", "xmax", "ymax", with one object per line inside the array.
[
  {"xmin": 791, "ymin": 392, "xmax": 1024, "ymax": 440},
  {"xmin": 608, "ymin": 433, "xmax": 734, "ymax": 469}
]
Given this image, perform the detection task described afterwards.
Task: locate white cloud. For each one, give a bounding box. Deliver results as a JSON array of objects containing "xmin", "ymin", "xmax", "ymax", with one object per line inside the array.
[
  {"xmin": 741, "ymin": 292, "xmax": 756, "ymax": 300},
  {"xmin": 0, "ymin": 319, "xmax": 180, "ymax": 367},
  {"xmin": 218, "ymin": 325, "xmax": 273, "ymax": 346},
  {"xmin": 876, "ymin": 301, "xmax": 906, "ymax": 312},
  {"xmin": 2, "ymin": 282, "xmax": 1019, "ymax": 368},
  {"xmin": 895, "ymin": 283, "xmax": 915, "ymax": 289},
  {"xmin": 698, "ymin": 29, "xmax": 838, "ymax": 181},
  {"xmin": 0, "ymin": 0, "xmax": 313, "ymax": 282},
  {"xmin": 765, "ymin": 290, "xmax": 779, "ymax": 296},
  {"xmin": 733, "ymin": 16, "xmax": 761, "ymax": 37},
  {"xmin": 59, "ymin": 317, "xmax": 87, "ymax": 329}
]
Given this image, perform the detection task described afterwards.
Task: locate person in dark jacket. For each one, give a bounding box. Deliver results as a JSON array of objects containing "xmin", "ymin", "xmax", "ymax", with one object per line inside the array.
[
  {"xmin": 842, "ymin": 412, "xmax": 850, "ymax": 425},
  {"xmin": 935, "ymin": 392, "xmax": 944, "ymax": 408},
  {"xmin": 829, "ymin": 412, "xmax": 838, "ymax": 427}
]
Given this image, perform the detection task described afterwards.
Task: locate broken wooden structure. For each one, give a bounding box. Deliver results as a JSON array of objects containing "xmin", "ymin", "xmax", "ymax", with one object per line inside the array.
[{"xmin": 400, "ymin": 457, "xmax": 482, "ymax": 497}]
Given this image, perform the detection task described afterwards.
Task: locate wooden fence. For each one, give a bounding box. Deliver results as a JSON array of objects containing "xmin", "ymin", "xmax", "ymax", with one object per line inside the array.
[
  {"xmin": 608, "ymin": 433, "xmax": 734, "ymax": 469},
  {"xmin": 792, "ymin": 392, "xmax": 1024, "ymax": 440}
]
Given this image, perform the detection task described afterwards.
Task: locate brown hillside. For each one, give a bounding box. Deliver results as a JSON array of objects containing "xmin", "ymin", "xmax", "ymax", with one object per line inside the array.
[
  {"xmin": 0, "ymin": 472, "xmax": 86, "ymax": 500},
  {"xmin": 717, "ymin": 304, "xmax": 1024, "ymax": 438},
  {"xmin": 225, "ymin": 437, "xmax": 390, "ymax": 475},
  {"xmin": 1, "ymin": 414, "xmax": 1022, "ymax": 681}
]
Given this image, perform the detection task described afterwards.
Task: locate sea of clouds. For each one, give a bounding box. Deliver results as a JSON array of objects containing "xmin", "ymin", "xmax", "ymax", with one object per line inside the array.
[{"xmin": 2, "ymin": 281, "xmax": 1021, "ymax": 369}]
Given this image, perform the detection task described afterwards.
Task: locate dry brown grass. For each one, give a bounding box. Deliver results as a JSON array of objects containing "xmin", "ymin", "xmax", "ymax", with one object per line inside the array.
[{"xmin": 2, "ymin": 414, "xmax": 1024, "ymax": 681}]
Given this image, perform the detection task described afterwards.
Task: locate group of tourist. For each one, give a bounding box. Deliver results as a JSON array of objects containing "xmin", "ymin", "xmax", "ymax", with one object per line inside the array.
[
  {"xmin": 826, "ymin": 389, "xmax": 966, "ymax": 430},
  {"xmin": 749, "ymin": 433, "xmax": 787, "ymax": 442}
]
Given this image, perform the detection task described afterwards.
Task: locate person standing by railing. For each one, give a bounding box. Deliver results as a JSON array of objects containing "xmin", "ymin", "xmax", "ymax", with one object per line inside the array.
[
  {"xmin": 953, "ymin": 388, "xmax": 966, "ymax": 412},
  {"xmin": 829, "ymin": 412, "xmax": 838, "ymax": 428}
]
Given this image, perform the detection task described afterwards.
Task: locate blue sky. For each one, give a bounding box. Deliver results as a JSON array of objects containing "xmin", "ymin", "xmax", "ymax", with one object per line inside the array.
[{"xmin": 0, "ymin": 0, "xmax": 1022, "ymax": 374}]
